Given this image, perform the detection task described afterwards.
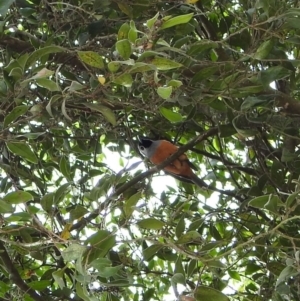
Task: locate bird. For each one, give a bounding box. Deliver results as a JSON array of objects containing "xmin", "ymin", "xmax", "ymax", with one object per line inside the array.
[{"xmin": 138, "ymin": 136, "xmax": 207, "ymax": 188}]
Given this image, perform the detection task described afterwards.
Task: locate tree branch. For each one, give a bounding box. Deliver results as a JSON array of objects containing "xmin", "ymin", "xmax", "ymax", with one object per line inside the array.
[{"xmin": 0, "ymin": 241, "xmax": 51, "ymax": 301}]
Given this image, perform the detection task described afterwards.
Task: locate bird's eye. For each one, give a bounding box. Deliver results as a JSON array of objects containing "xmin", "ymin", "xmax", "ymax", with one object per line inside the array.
[{"xmin": 140, "ymin": 146, "xmax": 145, "ymax": 151}]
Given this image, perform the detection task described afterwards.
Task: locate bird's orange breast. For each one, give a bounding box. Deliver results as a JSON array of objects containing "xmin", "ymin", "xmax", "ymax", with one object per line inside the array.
[{"xmin": 149, "ymin": 140, "xmax": 194, "ymax": 178}]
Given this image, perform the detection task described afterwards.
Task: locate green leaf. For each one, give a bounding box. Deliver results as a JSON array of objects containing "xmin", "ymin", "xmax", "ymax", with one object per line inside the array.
[
  {"xmin": 76, "ymin": 283, "xmax": 91, "ymax": 301},
  {"xmin": 26, "ymin": 46, "xmax": 65, "ymax": 68},
  {"xmin": 118, "ymin": 22, "xmax": 130, "ymax": 40},
  {"xmin": 124, "ymin": 192, "xmax": 141, "ymax": 218},
  {"xmin": 171, "ymin": 273, "xmax": 185, "ymax": 285},
  {"xmin": 84, "ymin": 103, "xmax": 117, "ymax": 126},
  {"xmin": 160, "ymin": 107, "xmax": 183, "ymax": 123},
  {"xmin": 259, "ymin": 66, "xmax": 290, "ymax": 87},
  {"xmin": 137, "ymin": 218, "xmax": 165, "ymax": 230},
  {"xmin": 27, "ymin": 280, "xmax": 51, "ymax": 291},
  {"xmin": 6, "ymin": 142, "xmax": 38, "ymax": 164},
  {"xmin": 0, "ymin": 0, "xmax": 14, "ymax": 15},
  {"xmin": 19, "ymin": 7, "xmax": 36, "ymax": 17},
  {"xmin": 177, "ymin": 231, "xmax": 202, "ymax": 244},
  {"xmin": 116, "ymin": 39, "xmax": 132, "ymax": 60},
  {"xmin": 128, "ymin": 21, "xmax": 137, "ymax": 43},
  {"xmin": 108, "ymin": 62, "xmax": 121, "ymax": 72},
  {"xmin": 40, "ymin": 192, "xmax": 55, "ymax": 212},
  {"xmin": 253, "ymin": 39, "xmax": 274, "ymax": 60},
  {"xmin": 150, "ymin": 57, "xmax": 182, "ymax": 70},
  {"xmin": 167, "ymin": 79, "xmax": 182, "ymax": 88},
  {"xmin": 175, "ymin": 216, "xmax": 185, "ymax": 238},
  {"xmin": 90, "ymin": 258, "xmax": 123, "ymax": 278},
  {"xmin": 157, "ymin": 86, "xmax": 172, "ymax": 99},
  {"xmin": 77, "ymin": 51, "xmax": 104, "ymax": 69},
  {"xmin": 85, "ymin": 230, "xmax": 116, "ymax": 254},
  {"xmin": 194, "ymin": 286, "xmax": 230, "ymax": 301},
  {"xmin": 128, "ymin": 62, "xmax": 156, "ymax": 73},
  {"xmin": 276, "ymin": 266, "xmax": 299, "ymax": 287},
  {"xmin": 4, "ymin": 105, "xmax": 29, "ymax": 128},
  {"xmin": 113, "ymin": 73, "xmax": 133, "ymax": 87},
  {"xmin": 147, "ymin": 12, "xmax": 159, "ymax": 29},
  {"xmin": 62, "ymin": 244, "xmax": 86, "ymax": 261},
  {"xmin": 3, "ymin": 191, "xmax": 33, "ymax": 204},
  {"xmin": 36, "ymin": 78, "xmax": 61, "ymax": 91},
  {"xmin": 241, "ymin": 96, "xmax": 268, "ymax": 111},
  {"xmin": 143, "ymin": 245, "xmax": 163, "ymax": 261},
  {"xmin": 52, "ymin": 269, "xmax": 65, "ymax": 289},
  {"xmin": 54, "ymin": 183, "xmax": 71, "ymax": 204},
  {"xmin": 191, "ymin": 66, "xmax": 218, "ymax": 84},
  {"xmin": 160, "ymin": 13, "xmax": 194, "ymax": 30},
  {"xmin": 0, "ymin": 199, "xmax": 14, "ymax": 213},
  {"xmin": 70, "ymin": 205, "xmax": 89, "ymax": 221},
  {"xmin": 60, "ymin": 156, "xmax": 72, "ymax": 180}
]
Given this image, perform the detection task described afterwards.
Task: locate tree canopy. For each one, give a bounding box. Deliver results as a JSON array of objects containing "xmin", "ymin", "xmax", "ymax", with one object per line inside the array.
[{"xmin": 1, "ymin": 0, "xmax": 300, "ymax": 300}]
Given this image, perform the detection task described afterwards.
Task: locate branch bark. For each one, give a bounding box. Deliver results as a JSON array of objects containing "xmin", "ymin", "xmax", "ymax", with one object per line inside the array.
[{"xmin": 0, "ymin": 241, "xmax": 52, "ymax": 301}]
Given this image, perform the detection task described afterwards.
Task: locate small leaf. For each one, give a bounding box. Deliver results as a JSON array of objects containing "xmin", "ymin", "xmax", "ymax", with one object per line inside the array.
[
  {"xmin": 177, "ymin": 231, "xmax": 201, "ymax": 244},
  {"xmin": 30, "ymin": 67, "xmax": 54, "ymax": 80},
  {"xmin": 147, "ymin": 12, "xmax": 159, "ymax": 29},
  {"xmin": 26, "ymin": 46, "xmax": 65, "ymax": 68},
  {"xmin": 0, "ymin": 200, "xmax": 14, "ymax": 213},
  {"xmin": 61, "ymin": 98, "xmax": 72, "ymax": 121},
  {"xmin": 70, "ymin": 205, "xmax": 89, "ymax": 221},
  {"xmin": 160, "ymin": 13, "xmax": 194, "ymax": 30},
  {"xmin": 118, "ymin": 22, "xmax": 130, "ymax": 40},
  {"xmin": 259, "ymin": 66, "xmax": 290, "ymax": 87},
  {"xmin": 241, "ymin": 96, "xmax": 268, "ymax": 111},
  {"xmin": 157, "ymin": 86, "xmax": 172, "ymax": 99},
  {"xmin": 137, "ymin": 218, "xmax": 165, "ymax": 230},
  {"xmin": 150, "ymin": 57, "xmax": 182, "ymax": 70},
  {"xmin": 27, "ymin": 280, "xmax": 51, "ymax": 291},
  {"xmin": 253, "ymin": 40, "xmax": 274, "ymax": 60},
  {"xmin": 60, "ymin": 156, "xmax": 72, "ymax": 180},
  {"xmin": 276, "ymin": 266, "xmax": 299, "ymax": 287},
  {"xmin": 68, "ymin": 81, "xmax": 86, "ymax": 91},
  {"xmin": 4, "ymin": 105, "xmax": 29, "ymax": 128},
  {"xmin": 36, "ymin": 78, "xmax": 61, "ymax": 91},
  {"xmin": 124, "ymin": 192, "xmax": 141, "ymax": 218},
  {"xmin": 84, "ymin": 230, "xmax": 116, "ymax": 260},
  {"xmin": 6, "ymin": 142, "xmax": 38, "ymax": 164},
  {"xmin": 84, "ymin": 103, "xmax": 117, "ymax": 126},
  {"xmin": 77, "ymin": 51, "xmax": 104, "ymax": 69},
  {"xmin": 112, "ymin": 73, "xmax": 133, "ymax": 87},
  {"xmin": 53, "ymin": 269, "xmax": 65, "ymax": 289},
  {"xmin": 171, "ymin": 273, "xmax": 186, "ymax": 285},
  {"xmin": 108, "ymin": 62, "xmax": 121, "ymax": 72},
  {"xmin": 128, "ymin": 21, "xmax": 137, "ymax": 43},
  {"xmin": 54, "ymin": 183, "xmax": 71, "ymax": 204},
  {"xmin": 143, "ymin": 245, "xmax": 163, "ymax": 261},
  {"xmin": 191, "ymin": 66, "xmax": 218, "ymax": 84},
  {"xmin": 91, "ymin": 258, "xmax": 123, "ymax": 278},
  {"xmin": 194, "ymin": 286, "xmax": 229, "ymax": 301},
  {"xmin": 0, "ymin": 0, "xmax": 14, "ymax": 15},
  {"xmin": 40, "ymin": 192, "xmax": 54, "ymax": 212},
  {"xmin": 3, "ymin": 191, "xmax": 33, "ymax": 204},
  {"xmin": 128, "ymin": 62, "xmax": 156, "ymax": 73},
  {"xmin": 46, "ymin": 94, "xmax": 61, "ymax": 117},
  {"xmin": 62, "ymin": 244, "xmax": 86, "ymax": 261},
  {"xmin": 116, "ymin": 39, "xmax": 132, "ymax": 60},
  {"xmin": 167, "ymin": 79, "xmax": 182, "ymax": 88},
  {"xmin": 160, "ymin": 107, "xmax": 183, "ymax": 123}
]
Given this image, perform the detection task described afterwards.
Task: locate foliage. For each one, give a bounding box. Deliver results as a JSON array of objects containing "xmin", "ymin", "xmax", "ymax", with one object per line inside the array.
[{"xmin": 0, "ymin": 0, "xmax": 300, "ymax": 300}]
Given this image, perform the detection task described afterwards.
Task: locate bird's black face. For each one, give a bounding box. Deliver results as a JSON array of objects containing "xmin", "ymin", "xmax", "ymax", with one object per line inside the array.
[{"xmin": 138, "ymin": 137, "xmax": 153, "ymax": 156}]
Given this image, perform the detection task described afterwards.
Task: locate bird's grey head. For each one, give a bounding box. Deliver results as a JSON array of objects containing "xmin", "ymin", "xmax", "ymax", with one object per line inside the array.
[{"xmin": 138, "ymin": 137, "xmax": 159, "ymax": 158}]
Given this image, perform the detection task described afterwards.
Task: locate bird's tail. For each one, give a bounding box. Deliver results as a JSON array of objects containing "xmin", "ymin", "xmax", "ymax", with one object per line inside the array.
[{"xmin": 190, "ymin": 173, "xmax": 209, "ymax": 189}]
